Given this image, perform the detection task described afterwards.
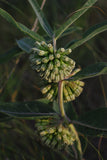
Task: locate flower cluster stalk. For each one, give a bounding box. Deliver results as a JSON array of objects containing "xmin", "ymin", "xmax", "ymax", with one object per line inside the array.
[{"xmin": 58, "ymin": 80, "xmax": 65, "ymax": 118}]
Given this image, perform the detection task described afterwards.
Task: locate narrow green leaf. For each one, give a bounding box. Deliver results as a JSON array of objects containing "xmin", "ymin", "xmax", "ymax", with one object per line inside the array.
[
  {"xmin": 28, "ymin": 0, "xmax": 53, "ymax": 37},
  {"xmin": 16, "ymin": 37, "xmax": 35, "ymax": 53},
  {"xmin": 73, "ymin": 108, "xmax": 107, "ymax": 136},
  {"xmin": 58, "ymin": 26, "xmax": 82, "ymax": 39},
  {"xmin": 0, "ymin": 100, "xmax": 56, "ymax": 119},
  {"xmin": 68, "ymin": 62, "xmax": 107, "ymax": 81},
  {"xmin": 0, "ymin": 8, "xmax": 44, "ymax": 41},
  {"xmin": 0, "ymin": 112, "xmax": 12, "ymax": 122},
  {"xmin": 0, "ymin": 0, "xmax": 27, "ymax": 18},
  {"xmin": 70, "ymin": 20, "xmax": 107, "ymax": 50},
  {"xmin": 0, "ymin": 46, "xmax": 23, "ymax": 64},
  {"xmin": 55, "ymin": 0, "xmax": 98, "ymax": 39},
  {"xmin": 45, "ymin": 26, "xmax": 82, "ymax": 42}
]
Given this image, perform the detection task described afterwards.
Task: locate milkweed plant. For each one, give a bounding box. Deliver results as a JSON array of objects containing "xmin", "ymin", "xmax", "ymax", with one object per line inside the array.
[{"xmin": 0, "ymin": 0, "xmax": 107, "ymax": 160}]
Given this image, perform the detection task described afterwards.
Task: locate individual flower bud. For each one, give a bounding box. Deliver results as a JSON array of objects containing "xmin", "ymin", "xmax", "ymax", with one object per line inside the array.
[
  {"xmin": 48, "ymin": 128, "xmax": 55, "ymax": 134},
  {"xmin": 42, "ymin": 57, "xmax": 49, "ymax": 63},
  {"xmin": 36, "ymin": 68, "xmax": 41, "ymax": 72},
  {"xmin": 40, "ymin": 131, "xmax": 48, "ymax": 136},
  {"xmin": 55, "ymin": 75, "xmax": 60, "ymax": 82},
  {"xmin": 70, "ymin": 94, "xmax": 75, "ymax": 101},
  {"xmin": 58, "ymin": 124, "xmax": 63, "ymax": 133},
  {"xmin": 59, "ymin": 70, "xmax": 64, "ymax": 80},
  {"xmin": 63, "ymin": 56, "xmax": 70, "ymax": 62},
  {"xmin": 63, "ymin": 86, "xmax": 70, "ymax": 101},
  {"xmin": 74, "ymin": 87, "xmax": 83, "ymax": 97},
  {"xmin": 63, "ymin": 48, "xmax": 72, "ymax": 55},
  {"xmin": 69, "ymin": 81, "xmax": 77, "ymax": 90},
  {"xmin": 35, "ymin": 41, "xmax": 46, "ymax": 51},
  {"xmin": 31, "ymin": 47, "xmax": 40, "ymax": 52},
  {"xmin": 63, "ymin": 70, "xmax": 70, "ymax": 77},
  {"xmin": 35, "ymin": 58, "xmax": 41, "ymax": 65},
  {"xmin": 72, "ymin": 68, "xmax": 81, "ymax": 75},
  {"xmin": 55, "ymin": 59, "xmax": 60, "ymax": 67},
  {"xmin": 61, "ymin": 61, "xmax": 68, "ymax": 68},
  {"xmin": 53, "ymin": 68, "xmax": 59, "ymax": 75},
  {"xmin": 75, "ymin": 80, "xmax": 85, "ymax": 86},
  {"xmin": 44, "ymin": 69, "xmax": 50, "ymax": 78},
  {"xmin": 50, "ymin": 72, "xmax": 55, "ymax": 80},
  {"xmin": 48, "ymin": 44, "xmax": 54, "ymax": 53},
  {"xmin": 57, "ymin": 134, "xmax": 62, "ymax": 140},
  {"xmin": 35, "ymin": 41, "xmax": 41, "ymax": 46},
  {"xmin": 48, "ymin": 78, "xmax": 52, "ymax": 83},
  {"xmin": 48, "ymin": 62, "xmax": 54, "ymax": 70},
  {"xmin": 41, "ymin": 85, "xmax": 51, "ymax": 94},
  {"xmin": 66, "ymin": 86, "xmax": 75, "ymax": 101},
  {"xmin": 41, "ymin": 41, "xmax": 46, "ymax": 45},
  {"xmin": 60, "ymin": 48, "xmax": 65, "ymax": 52},
  {"xmin": 38, "ymin": 50, "xmax": 48, "ymax": 56},
  {"xmin": 41, "ymin": 41, "xmax": 50, "ymax": 50},
  {"xmin": 46, "ymin": 89, "xmax": 54, "ymax": 100},
  {"xmin": 55, "ymin": 53, "xmax": 61, "ymax": 59},
  {"xmin": 50, "ymin": 87, "xmax": 58, "ymax": 101},
  {"xmin": 49, "ymin": 54, "xmax": 54, "ymax": 60},
  {"xmin": 40, "ymin": 64, "xmax": 47, "ymax": 71},
  {"xmin": 69, "ymin": 59, "xmax": 75, "ymax": 66},
  {"xmin": 35, "ymin": 65, "xmax": 41, "ymax": 72}
]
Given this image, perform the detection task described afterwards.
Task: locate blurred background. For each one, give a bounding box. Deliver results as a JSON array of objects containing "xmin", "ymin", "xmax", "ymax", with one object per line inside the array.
[{"xmin": 0, "ymin": 0, "xmax": 107, "ymax": 159}]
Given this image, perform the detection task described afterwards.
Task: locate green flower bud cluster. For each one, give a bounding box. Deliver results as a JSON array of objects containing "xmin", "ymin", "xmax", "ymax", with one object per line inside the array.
[
  {"xmin": 29, "ymin": 41, "xmax": 75, "ymax": 82},
  {"xmin": 35, "ymin": 118, "xmax": 76, "ymax": 150},
  {"xmin": 41, "ymin": 80, "xmax": 85, "ymax": 102}
]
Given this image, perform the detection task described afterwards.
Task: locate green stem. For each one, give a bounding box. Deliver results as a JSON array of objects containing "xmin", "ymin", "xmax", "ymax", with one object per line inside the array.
[
  {"xmin": 53, "ymin": 34, "xmax": 56, "ymax": 53},
  {"xmin": 58, "ymin": 80, "xmax": 65, "ymax": 117}
]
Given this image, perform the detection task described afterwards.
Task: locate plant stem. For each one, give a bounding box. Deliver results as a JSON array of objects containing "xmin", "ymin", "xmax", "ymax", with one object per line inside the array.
[
  {"xmin": 53, "ymin": 34, "xmax": 56, "ymax": 54},
  {"xmin": 58, "ymin": 80, "xmax": 65, "ymax": 118},
  {"xmin": 31, "ymin": 0, "xmax": 46, "ymax": 31}
]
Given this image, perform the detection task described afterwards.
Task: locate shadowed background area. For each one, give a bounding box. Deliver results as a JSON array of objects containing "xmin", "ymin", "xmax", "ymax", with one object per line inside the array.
[{"xmin": 0, "ymin": 0, "xmax": 107, "ymax": 159}]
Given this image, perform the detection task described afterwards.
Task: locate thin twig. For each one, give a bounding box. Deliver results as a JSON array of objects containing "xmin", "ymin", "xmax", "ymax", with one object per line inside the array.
[
  {"xmin": 31, "ymin": 0, "xmax": 46, "ymax": 32},
  {"xmin": 53, "ymin": 34, "xmax": 56, "ymax": 53},
  {"xmin": 64, "ymin": 68, "xmax": 81, "ymax": 80},
  {"xmin": 99, "ymin": 76, "xmax": 107, "ymax": 107},
  {"xmin": 98, "ymin": 136, "xmax": 103, "ymax": 160},
  {"xmin": 66, "ymin": 6, "xmax": 107, "ymax": 20},
  {"xmin": 58, "ymin": 81, "xmax": 65, "ymax": 118},
  {"xmin": 84, "ymin": 137, "xmax": 103, "ymax": 160},
  {"xmin": 72, "ymin": 120, "xmax": 107, "ymax": 131}
]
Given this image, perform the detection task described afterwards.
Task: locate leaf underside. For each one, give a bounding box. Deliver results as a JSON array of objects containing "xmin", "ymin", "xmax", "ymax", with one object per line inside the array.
[
  {"xmin": 70, "ymin": 20, "xmax": 107, "ymax": 50},
  {"xmin": 69, "ymin": 62, "xmax": 107, "ymax": 81},
  {"xmin": 0, "ymin": 99, "xmax": 56, "ymax": 120},
  {"xmin": 28, "ymin": 0, "xmax": 53, "ymax": 37},
  {"xmin": 0, "ymin": 8, "xmax": 44, "ymax": 41}
]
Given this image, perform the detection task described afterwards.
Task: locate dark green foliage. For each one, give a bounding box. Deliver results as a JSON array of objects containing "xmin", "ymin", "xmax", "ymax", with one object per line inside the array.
[
  {"xmin": 0, "ymin": 0, "xmax": 107, "ymax": 159},
  {"xmin": 0, "ymin": 99, "xmax": 55, "ymax": 119},
  {"xmin": 69, "ymin": 62, "xmax": 107, "ymax": 81}
]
